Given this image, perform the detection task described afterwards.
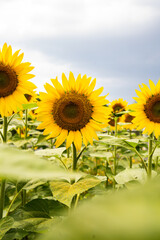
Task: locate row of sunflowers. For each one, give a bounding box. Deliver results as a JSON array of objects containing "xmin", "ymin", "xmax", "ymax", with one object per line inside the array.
[
  {"xmin": 0, "ymin": 43, "xmax": 160, "ymax": 240},
  {"xmin": 1, "ymin": 43, "xmax": 159, "ymax": 146}
]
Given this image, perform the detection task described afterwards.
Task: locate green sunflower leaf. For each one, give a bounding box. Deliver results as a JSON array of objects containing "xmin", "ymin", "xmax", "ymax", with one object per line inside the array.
[{"xmin": 50, "ymin": 175, "xmax": 101, "ymax": 207}]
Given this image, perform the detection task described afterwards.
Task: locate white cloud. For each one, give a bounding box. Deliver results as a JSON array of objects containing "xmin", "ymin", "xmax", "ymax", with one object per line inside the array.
[
  {"xmin": 0, "ymin": 0, "xmax": 159, "ymax": 43},
  {"xmin": 21, "ymin": 49, "xmax": 71, "ymax": 92},
  {"xmin": 0, "ymin": 0, "xmax": 159, "ymax": 102}
]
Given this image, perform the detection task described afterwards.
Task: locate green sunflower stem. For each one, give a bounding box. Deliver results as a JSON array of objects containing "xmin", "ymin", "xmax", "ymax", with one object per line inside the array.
[
  {"xmin": 113, "ymin": 117, "xmax": 118, "ymax": 188},
  {"xmin": 148, "ymin": 132, "xmax": 153, "ymax": 178},
  {"xmin": 129, "ymin": 129, "xmax": 132, "ymax": 139},
  {"xmin": 24, "ymin": 109, "xmax": 28, "ymax": 141},
  {"xmin": 21, "ymin": 190, "xmax": 27, "ymax": 206},
  {"xmin": 23, "ymin": 110, "xmax": 28, "ymax": 205},
  {"xmin": 0, "ymin": 117, "xmax": 8, "ymax": 219},
  {"xmin": 155, "ymin": 157, "xmax": 159, "ymax": 172},
  {"xmin": 129, "ymin": 129, "xmax": 132, "ymax": 168},
  {"xmin": 67, "ymin": 147, "xmax": 70, "ymax": 158},
  {"xmin": 114, "ymin": 116, "xmax": 118, "ymax": 138},
  {"xmin": 129, "ymin": 156, "xmax": 132, "ymax": 168},
  {"xmin": 0, "ymin": 179, "xmax": 6, "ymax": 219},
  {"xmin": 3, "ymin": 116, "xmax": 8, "ymax": 143},
  {"xmin": 50, "ymin": 139, "xmax": 53, "ymax": 149},
  {"xmin": 72, "ymin": 143, "xmax": 77, "ymax": 171}
]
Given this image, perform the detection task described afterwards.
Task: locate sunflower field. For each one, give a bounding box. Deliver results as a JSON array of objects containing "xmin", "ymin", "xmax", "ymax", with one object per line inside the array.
[{"xmin": 0, "ymin": 43, "xmax": 160, "ymax": 240}]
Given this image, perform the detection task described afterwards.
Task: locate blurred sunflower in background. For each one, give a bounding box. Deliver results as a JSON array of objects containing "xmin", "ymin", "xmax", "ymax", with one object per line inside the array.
[
  {"xmin": 120, "ymin": 107, "xmax": 135, "ymax": 130},
  {"xmin": 24, "ymin": 91, "xmax": 37, "ymax": 103},
  {"xmin": 109, "ymin": 98, "xmax": 128, "ymax": 117},
  {"xmin": 25, "ymin": 91, "xmax": 38, "ymax": 120},
  {"xmin": 130, "ymin": 79, "xmax": 160, "ymax": 138},
  {"xmin": 37, "ymin": 72, "xmax": 110, "ymax": 150},
  {"xmin": 0, "ymin": 43, "xmax": 36, "ymax": 117},
  {"xmin": 17, "ymin": 126, "xmax": 29, "ymax": 138},
  {"xmin": 108, "ymin": 117, "xmax": 121, "ymax": 131}
]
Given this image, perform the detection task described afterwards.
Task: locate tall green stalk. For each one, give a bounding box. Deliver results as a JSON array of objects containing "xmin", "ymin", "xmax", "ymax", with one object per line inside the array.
[
  {"xmin": 0, "ymin": 117, "xmax": 8, "ymax": 219},
  {"xmin": 113, "ymin": 117, "xmax": 118, "ymax": 188},
  {"xmin": 129, "ymin": 130, "xmax": 132, "ymax": 168},
  {"xmin": 72, "ymin": 143, "xmax": 77, "ymax": 171},
  {"xmin": 155, "ymin": 157, "xmax": 159, "ymax": 172},
  {"xmin": 113, "ymin": 117, "xmax": 118, "ymax": 175},
  {"xmin": 22, "ymin": 109, "xmax": 28, "ymax": 206},
  {"xmin": 67, "ymin": 147, "xmax": 70, "ymax": 158},
  {"xmin": 0, "ymin": 179, "xmax": 6, "ymax": 219},
  {"xmin": 3, "ymin": 116, "xmax": 8, "ymax": 143},
  {"xmin": 148, "ymin": 133, "xmax": 153, "ymax": 178},
  {"xmin": 24, "ymin": 109, "xmax": 28, "ymax": 141}
]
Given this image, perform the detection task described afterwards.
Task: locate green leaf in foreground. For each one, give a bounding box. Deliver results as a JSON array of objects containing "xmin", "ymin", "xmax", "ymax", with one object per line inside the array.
[
  {"xmin": 0, "ymin": 144, "xmax": 79, "ymax": 180},
  {"xmin": 22, "ymin": 102, "xmax": 38, "ymax": 110},
  {"xmin": 35, "ymin": 147, "xmax": 66, "ymax": 157},
  {"xmin": 40, "ymin": 179, "xmax": 160, "ymax": 240},
  {"xmin": 50, "ymin": 176, "xmax": 101, "ymax": 207},
  {"xmin": 3, "ymin": 199, "xmax": 66, "ymax": 239},
  {"xmin": 115, "ymin": 168, "xmax": 157, "ymax": 185},
  {"xmin": 0, "ymin": 216, "xmax": 14, "ymax": 238}
]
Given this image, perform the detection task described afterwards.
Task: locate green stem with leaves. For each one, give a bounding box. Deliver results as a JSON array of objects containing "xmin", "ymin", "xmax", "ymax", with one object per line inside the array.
[
  {"xmin": 155, "ymin": 157, "xmax": 159, "ymax": 172},
  {"xmin": 3, "ymin": 116, "xmax": 8, "ymax": 143},
  {"xmin": 22, "ymin": 110, "xmax": 28, "ymax": 205},
  {"xmin": 0, "ymin": 179, "xmax": 6, "ymax": 219},
  {"xmin": 129, "ymin": 130, "xmax": 132, "ymax": 168},
  {"xmin": 67, "ymin": 147, "xmax": 70, "ymax": 158},
  {"xmin": 148, "ymin": 133, "xmax": 153, "ymax": 178},
  {"xmin": 72, "ymin": 143, "xmax": 77, "ymax": 170},
  {"xmin": 24, "ymin": 109, "xmax": 28, "ymax": 141},
  {"xmin": 113, "ymin": 117, "xmax": 118, "ymax": 175},
  {"xmin": 113, "ymin": 117, "xmax": 118, "ymax": 188},
  {"xmin": 6, "ymin": 187, "xmax": 24, "ymax": 216},
  {"xmin": 74, "ymin": 194, "xmax": 80, "ymax": 209},
  {"xmin": 0, "ymin": 117, "xmax": 8, "ymax": 219}
]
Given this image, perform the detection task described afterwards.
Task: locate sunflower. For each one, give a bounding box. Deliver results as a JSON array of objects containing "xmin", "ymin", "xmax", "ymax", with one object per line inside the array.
[
  {"xmin": 109, "ymin": 98, "xmax": 128, "ymax": 117},
  {"xmin": 0, "ymin": 43, "xmax": 36, "ymax": 117},
  {"xmin": 37, "ymin": 72, "xmax": 110, "ymax": 150},
  {"xmin": 130, "ymin": 80, "xmax": 160, "ymax": 138},
  {"xmin": 24, "ymin": 90, "xmax": 37, "ymax": 103},
  {"xmin": 120, "ymin": 107, "xmax": 135, "ymax": 130},
  {"xmin": 27, "ymin": 92, "xmax": 39, "ymax": 120},
  {"xmin": 108, "ymin": 117, "xmax": 121, "ymax": 131},
  {"xmin": 17, "ymin": 126, "xmax": 29, "ymax": 138},
  {"xmin": 18, "ymin": 91, "xmax": 37, "ymax": 119}
]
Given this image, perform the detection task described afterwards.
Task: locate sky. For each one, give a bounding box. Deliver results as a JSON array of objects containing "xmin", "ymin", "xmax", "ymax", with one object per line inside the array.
[{"xmin": 0, "ymin": 0, "xmax": 160, "ymax": 103}]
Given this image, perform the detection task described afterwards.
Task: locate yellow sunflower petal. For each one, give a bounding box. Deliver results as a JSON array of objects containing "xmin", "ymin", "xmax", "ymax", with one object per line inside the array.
[
  {"xmin": 86, "ymin": 78, "xmax": 96, "ymax": 95},
  {"xmin": 66, "ymin": 131, "xmax": 75, "ymax": 149},
  {"xmin": 55, "ymin": 129, "xmax": 68, "ymax": 148},
  {"xmin": 46, "ymin": 125, "xmax": 62, "ymax": 139},
  {"xmin": 149, "ymin": 79, "xmax": 156, "ymax": 95},
  {"xmin": 73, "ymin": 131, "xmax": 82, "ymax": 151},
  {"xmin": 62, "ymin": 73, "xmax": 70, "ymax": 91},
  {"xmin": 69, "ymin": 72, "xmax": 76, "ymax": 90},
  {"xmin": 5, "ymin": 45, "xmax": 12, "ymax": 64},
  {"xmin": 75, "ymin": 74, "xmax": 82, "ymax": 91},
  {"xmin": 81, "ymin": 127, "xmax": 93, "ymax": 145},
  {"xmin": 89, "ymin": 87, "xmax": 104, "ymax": 100}
]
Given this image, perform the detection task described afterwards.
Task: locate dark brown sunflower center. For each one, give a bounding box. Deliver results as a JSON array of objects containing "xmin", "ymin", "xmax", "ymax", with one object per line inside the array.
[
  {"xmin": 108, "ymin": 118, "xmax": 119, "ymax": 127},
  {"xmin": 125, "ymin": 114, "xmax": 134, "ymax": 123},
  {"xmin": 108, "ymin": 118, "xmax": 115, "ymax": 127},
  {"xmin": 144, "ymin": 95, "xmax": 160, "ymax": 123},
  {"xmin": 24, "ymin": 94, "xmax": 32, "ymax": 102},
  {"xmin": 63, "ymin": 102, "xmax": 79, "ymax": 119},
  {"xmin": 0, "ymin": 64, "xmax": 18, "ymax": 97},
  {"xmin": 112, "ymin": 103, "xmax": 124, "ymax": 116},
  {"xmin": 53, "ymin": 92, "xmax": 93, "ymax": 131}
]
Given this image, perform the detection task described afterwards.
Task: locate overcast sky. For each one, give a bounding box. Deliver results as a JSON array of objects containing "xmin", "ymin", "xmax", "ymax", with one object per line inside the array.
[{"xmin": 0, "ymin": 0, "xmax": 160, "ymax": 103}]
